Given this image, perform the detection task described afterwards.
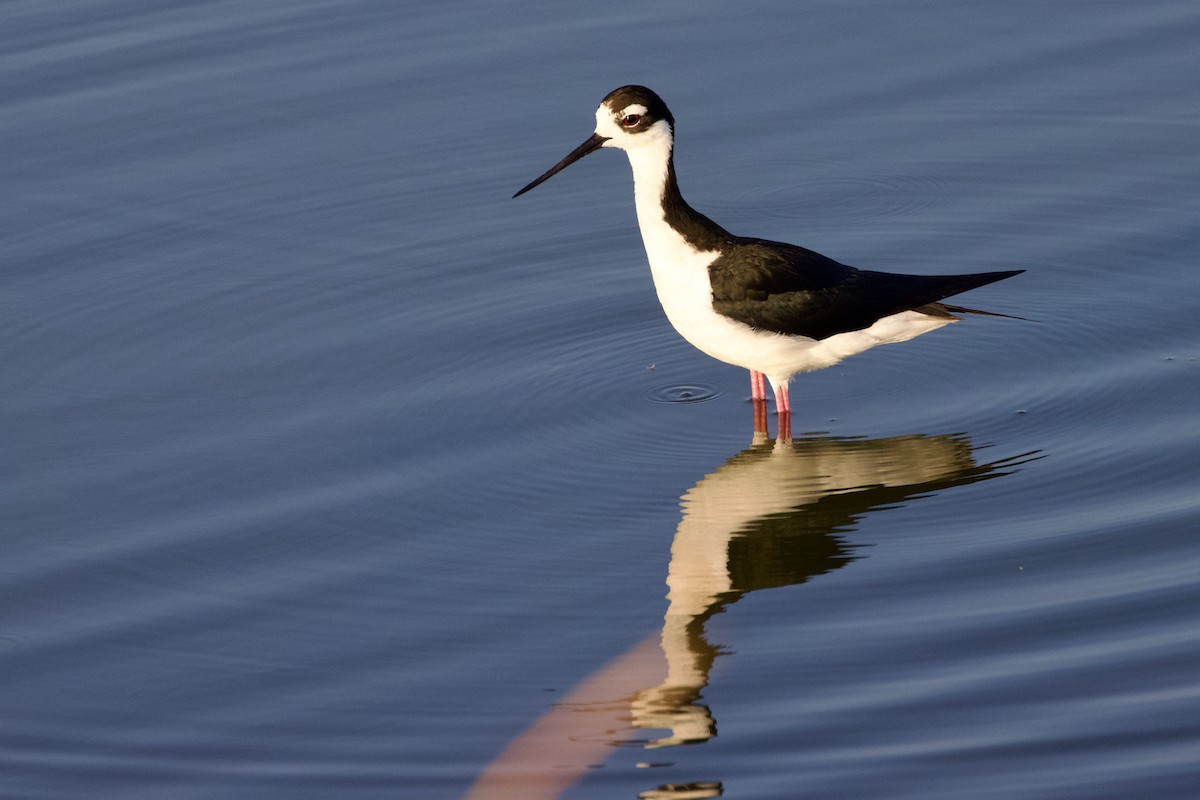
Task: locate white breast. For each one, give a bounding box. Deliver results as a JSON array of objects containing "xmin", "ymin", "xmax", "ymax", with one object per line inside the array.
[
  {"xmin": 617, "ymin": 123, "xmax": 955, "ymax": 383},
  {"xmin": 634, "ymin": 207, "xmax": 956, "ymax": 381}
]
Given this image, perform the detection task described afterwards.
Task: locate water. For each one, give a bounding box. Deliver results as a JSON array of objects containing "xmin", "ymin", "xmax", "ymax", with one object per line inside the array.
[{"xmin": 2, "ymin": 1, "xmax": 1198, "ymax": 798}]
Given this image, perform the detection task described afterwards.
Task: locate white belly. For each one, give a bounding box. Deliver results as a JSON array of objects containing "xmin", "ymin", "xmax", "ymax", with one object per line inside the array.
[
  {"xmin": 642, "ymin": 230, "xmax": 953, "ymax": 382},
  {"xmin": 627, "ymin": 148, "xmax": 952, "ymax": 385}
]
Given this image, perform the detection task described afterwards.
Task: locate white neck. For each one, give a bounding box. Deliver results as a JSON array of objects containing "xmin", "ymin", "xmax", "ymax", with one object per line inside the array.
[
  {"xmin": 614, "ymin": 123, "xmax": 717, "ymax": 273},
  {"xmin": 626, "ymin": 131, "xmax": 673, "ymax": 234}
]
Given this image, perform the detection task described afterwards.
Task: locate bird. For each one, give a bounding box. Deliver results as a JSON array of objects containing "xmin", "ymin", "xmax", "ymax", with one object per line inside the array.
[{"xmin": 513, "ymin": 85, "xmax": 1022, "ymax": 414}]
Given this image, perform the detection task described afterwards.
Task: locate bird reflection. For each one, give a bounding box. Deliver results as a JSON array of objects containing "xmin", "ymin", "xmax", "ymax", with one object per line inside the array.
[
  {"xmin": 465, "ymin": 421, "xmax": 1030, "ymax": 800},
  {"xmin": 631, "ymin": 423, "xmax": 1009, "ymax": 750}
]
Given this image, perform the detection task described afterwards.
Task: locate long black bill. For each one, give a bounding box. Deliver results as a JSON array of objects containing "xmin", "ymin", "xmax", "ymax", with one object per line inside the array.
[{"xmin": 512, "ymin": 132, "xmax": 609, "ymax": 198}]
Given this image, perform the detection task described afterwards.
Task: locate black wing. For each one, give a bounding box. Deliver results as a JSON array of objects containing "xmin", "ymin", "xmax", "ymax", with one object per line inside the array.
[{"xmin": 709, "ymin": 237, "xmax": 1023, "ymax": 340}]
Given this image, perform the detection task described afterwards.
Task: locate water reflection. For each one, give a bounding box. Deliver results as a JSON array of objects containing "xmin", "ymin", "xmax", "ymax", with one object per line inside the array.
[{"xmin": 466, "ymin": 418, "xmax": 1030, "ymax": 799}]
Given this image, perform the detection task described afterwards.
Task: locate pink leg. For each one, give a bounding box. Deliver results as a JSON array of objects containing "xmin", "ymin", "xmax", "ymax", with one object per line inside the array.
[
  {"xmin": 774, "ymin": 382, "xmax": 790, "ymax": 414},
  {"xmin": 752, "ymin": 397, "xmax": 768, "ymax": 435},
  {"xmin": 775, "ymin": 383, "xmax": 791, "ymax": 440},
  {"xmin": 750, "ymin": 370, "xmax": 766, "ymax": 401}
]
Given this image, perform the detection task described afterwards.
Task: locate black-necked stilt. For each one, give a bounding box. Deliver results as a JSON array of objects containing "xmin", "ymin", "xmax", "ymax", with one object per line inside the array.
[{"xmin": 514, "ymin": 85, "xmax": 1023, "ymax": 414}]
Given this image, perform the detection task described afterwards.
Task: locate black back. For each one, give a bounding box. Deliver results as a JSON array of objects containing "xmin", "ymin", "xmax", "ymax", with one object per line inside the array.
[
  {"xmin": 709, "ymin": 238, "xmax": 1023, "ymax": 340},
  {"xmin": 612, "ymin": 91, "xmax": 1023, "ymax": 341}
]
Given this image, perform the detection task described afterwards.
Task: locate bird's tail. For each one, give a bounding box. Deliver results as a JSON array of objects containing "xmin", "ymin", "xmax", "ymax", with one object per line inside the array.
[{"xmin": 940, "ymin": 303, "xmax": 1032, "ymax": 322}]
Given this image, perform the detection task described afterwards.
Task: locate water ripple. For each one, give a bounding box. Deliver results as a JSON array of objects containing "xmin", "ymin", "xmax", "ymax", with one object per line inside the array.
[
  {"xmin": 707, "ymin": 155, "xmax": 954, "ymax": 227},
  {"xmin": 643, "ymin": 383, "xmax": 722, "ymax": 404}
]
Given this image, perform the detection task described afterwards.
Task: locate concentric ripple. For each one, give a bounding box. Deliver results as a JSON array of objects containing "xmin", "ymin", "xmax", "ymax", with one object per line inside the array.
[{"xmin": 643, "ymin": 383, "xmax": 723, "ymax": 404}]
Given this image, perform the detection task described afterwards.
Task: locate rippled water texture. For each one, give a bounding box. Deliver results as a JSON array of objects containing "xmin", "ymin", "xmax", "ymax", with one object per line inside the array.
[{"xmin": 2, "ymin": 1, "xmax": 1199, "ymax": 798}]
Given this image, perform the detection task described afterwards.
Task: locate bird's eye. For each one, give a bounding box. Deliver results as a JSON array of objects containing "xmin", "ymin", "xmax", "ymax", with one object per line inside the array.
[{"xmin": 621, "ymin": 114, "xmax": 642, "ymax": 127}]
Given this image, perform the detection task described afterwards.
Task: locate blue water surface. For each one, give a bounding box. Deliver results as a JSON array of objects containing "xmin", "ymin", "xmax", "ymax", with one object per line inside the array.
[{"xmin": 2, "ymin": 1, "xmax": 1198, "ymax": 798}]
